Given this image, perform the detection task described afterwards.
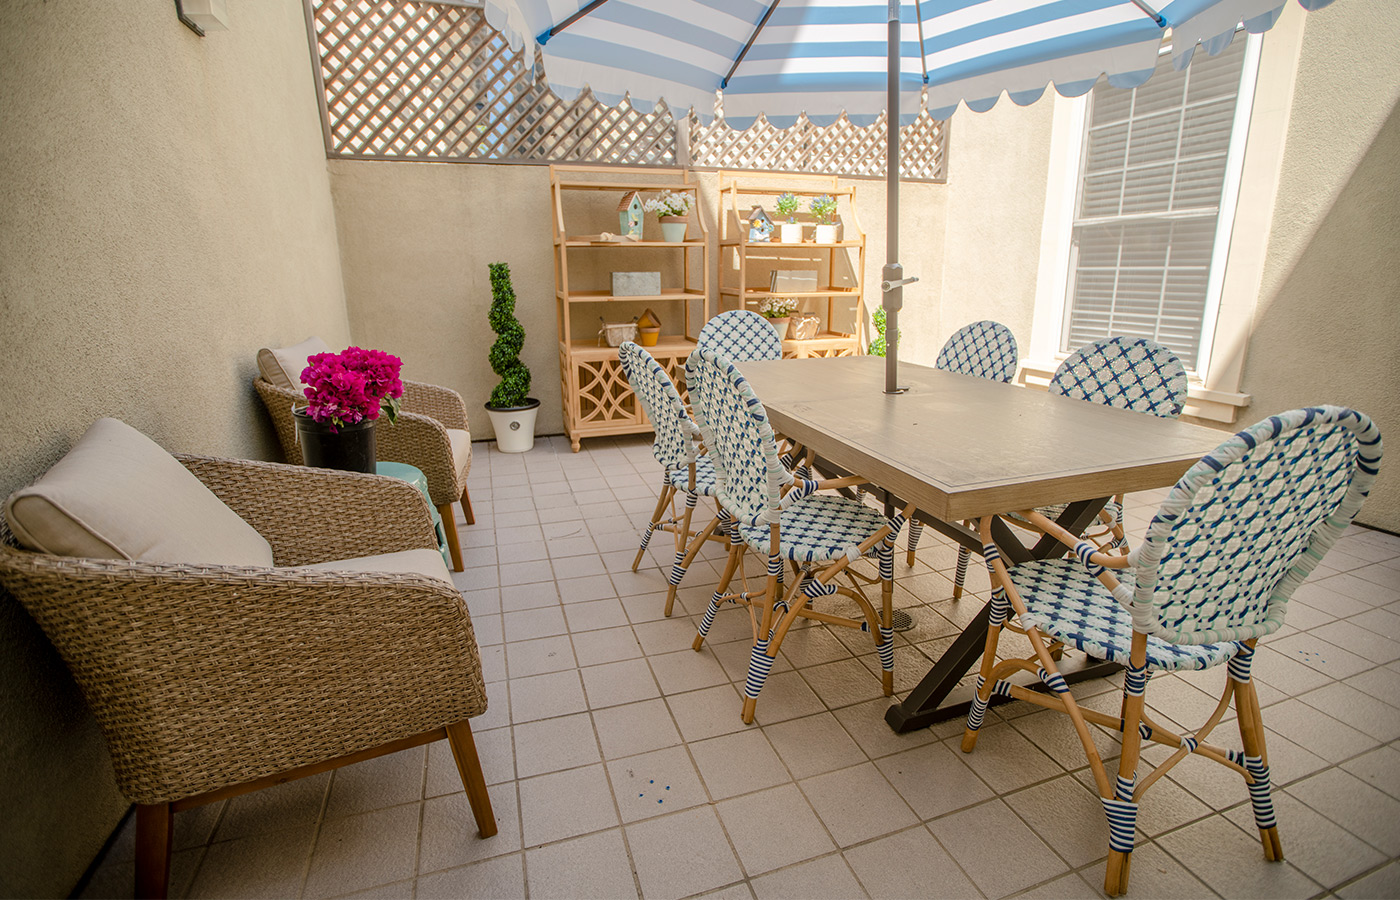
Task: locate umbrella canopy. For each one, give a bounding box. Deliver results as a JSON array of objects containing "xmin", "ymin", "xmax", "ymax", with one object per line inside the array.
[
  {"xmin": 483, "ymin": 0, "xmax": 1333, "ymax": 128},
  {"xmin": 482, "ymin": 0, "xmax": 1335, "ymax": 390}
]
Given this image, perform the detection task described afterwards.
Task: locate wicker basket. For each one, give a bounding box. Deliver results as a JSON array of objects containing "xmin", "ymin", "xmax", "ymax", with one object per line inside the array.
[{"xmin": 599, "ymin": 322, "xmax": 639, "ymax": 347}]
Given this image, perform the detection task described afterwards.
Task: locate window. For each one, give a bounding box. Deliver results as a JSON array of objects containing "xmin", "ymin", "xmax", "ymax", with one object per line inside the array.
[{"xmin": 1062, "ymin": 37, "xmax": 1253, "ymax": 371}]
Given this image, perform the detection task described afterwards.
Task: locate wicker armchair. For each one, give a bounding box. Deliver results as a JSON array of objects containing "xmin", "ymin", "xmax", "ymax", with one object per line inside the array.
[
  {"xmin": 0, "ymin": 454, "xmax": 495, "ymax": 899},
  {"xmin": 255, "ymin": 376, "xmax": 477, "ymax": 571}
]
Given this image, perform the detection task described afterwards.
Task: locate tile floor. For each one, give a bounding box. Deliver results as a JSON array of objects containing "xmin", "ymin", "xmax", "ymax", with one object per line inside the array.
[{"xmin": 81, "ymin": 435, "xmax": 1400, "ymax": 899}]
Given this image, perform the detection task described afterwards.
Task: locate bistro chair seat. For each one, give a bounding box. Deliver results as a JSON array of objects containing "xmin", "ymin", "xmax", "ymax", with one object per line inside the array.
[
  {"xmin": 961, "ymin": 405, "xmax": 1381, "ymax": 897},
  {"xmin": 1011, "ymin": 559, "xmax": 1241, "ymax": 671},
  {"xmin": 737, "ymin": 492, "xmax": 891, "ymax": 564},
  {"xmin": 666, "ymin": 453, "xmax": 719, "ymax": 494}
]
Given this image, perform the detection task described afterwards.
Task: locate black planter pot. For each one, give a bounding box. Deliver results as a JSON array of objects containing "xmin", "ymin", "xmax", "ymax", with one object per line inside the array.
[{"xmin": 293, "ymin": 408, "xmax": 377, "ymax": 473}]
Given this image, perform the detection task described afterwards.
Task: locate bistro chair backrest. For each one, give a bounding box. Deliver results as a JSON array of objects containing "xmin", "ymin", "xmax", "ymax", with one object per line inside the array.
[
  {"xmin": 935, "ymin": 320, "xmax": 1019, "ymax": 383},
  {"xmin": 618, "ymin": 342, "xmax": 695, "ymax": 471},
  {"xmin": 684, "ymin": 348, "xmax": 788, "ymax": 528},
  {"xmin": 695, "ymin": 310, "xmax": 783, "ymax": 362},
  {"xmin": 1050, "ymin": 336, "xmax": 1188, "ymax": 419},
  {"xmin": 1128, "ymin": 406, "xmax": 1381, "ymax": 645}
]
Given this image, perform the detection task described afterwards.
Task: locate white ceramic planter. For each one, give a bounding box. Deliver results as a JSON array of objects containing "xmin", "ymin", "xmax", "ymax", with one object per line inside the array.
[
  {"xmin": 814, "ymin": 223, "xmax": 838, "ymax": 244},
  {"xmin": 660, "ymin": 216, "xmax": 687, "ymax": 242},
  {"xmin": 780, "ymin": 222, "xmax": 802, "ymax": 244},
  {"xmin": 766, "ymin": 317, "xmax": 790, "ymax": 342},
  {"xmin": 485, "ymin": 399, "xmax": 540, "ymax": 453}
]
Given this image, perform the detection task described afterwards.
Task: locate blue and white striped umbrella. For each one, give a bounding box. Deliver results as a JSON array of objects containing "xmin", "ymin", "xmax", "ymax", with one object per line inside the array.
[
  {"xmin": 482, "ymin": 0, "xmax": 1335, "ymax": 391},
  {"xmin": 483, "ymin": 0, "xmax": 1333, "ymax": 128}
]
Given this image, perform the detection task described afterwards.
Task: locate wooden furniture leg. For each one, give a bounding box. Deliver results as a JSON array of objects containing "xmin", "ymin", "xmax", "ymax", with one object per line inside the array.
[
  {"xmin": 135, "ymin": 802, "xmax": 173, "ymax": 900},
  {"xmin": 446, "ymin": 719, "xmax": 498, "ymax": 838},
  {"xmin": 461, "ymin": 486, "xmax": 475, "ymax": 526},
  {"xmin": 439, "ymin": 504, "xmax": 464, "ymax": 572}
]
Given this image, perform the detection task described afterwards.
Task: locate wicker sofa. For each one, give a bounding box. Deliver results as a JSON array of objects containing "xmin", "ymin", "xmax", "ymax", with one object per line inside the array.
[
  {"xmin": 255, "ymin": 337, "xmax": 476, "ymax": 571},
  {"xmin": 0, "ymin": 419, "xmax": 495, "ymax": 899}
]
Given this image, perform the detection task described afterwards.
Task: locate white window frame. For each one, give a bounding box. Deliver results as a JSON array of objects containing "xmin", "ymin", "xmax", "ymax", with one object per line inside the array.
[{"xmin": 1024, "ymin": 27, "xmax": 1297, "ymax": 423}]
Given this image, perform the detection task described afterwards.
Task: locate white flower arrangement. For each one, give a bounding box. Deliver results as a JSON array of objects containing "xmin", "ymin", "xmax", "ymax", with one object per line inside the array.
[
  {"xmin": 758, "ymin": 296, "xmax": 799, "ymax": 319},
  {"xmin": 643, "ymin": 191, "xmax": 693, "ymax": 219}
]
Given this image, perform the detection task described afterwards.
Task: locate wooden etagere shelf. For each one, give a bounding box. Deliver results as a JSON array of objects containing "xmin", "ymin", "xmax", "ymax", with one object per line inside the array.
[
  {"xmin": 551, "ymin": 164, "xmax": 710, "ymax": 452},
  {"xmin": 718, "ymin": 172, "xmax": 866, "ymax": 359}
]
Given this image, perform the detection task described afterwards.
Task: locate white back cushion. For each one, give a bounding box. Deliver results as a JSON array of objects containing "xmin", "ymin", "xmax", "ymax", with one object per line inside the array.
[
  {"xmin": 256, "ymin": 336, "xmax": 332, "ymax": 391},
  {"xmin": 5, "ymin": 418, "xmax": 274, "ymax": 567}
]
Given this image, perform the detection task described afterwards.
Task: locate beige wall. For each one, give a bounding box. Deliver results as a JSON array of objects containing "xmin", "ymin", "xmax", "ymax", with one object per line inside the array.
[
  {"xmin": 0, "ymin": 0, "xmax": 350, "ymax": 893},
  {"xmin": 1237, "ymin": 0, "xmax": 1400, "ymax": 531},
  {"xmin": 329, "ymin": 162, "xmax": 946, "ymax": 441}
]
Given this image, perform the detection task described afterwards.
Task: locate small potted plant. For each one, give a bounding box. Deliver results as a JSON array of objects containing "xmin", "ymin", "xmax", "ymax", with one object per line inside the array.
[
  {"xmin": 810, "ymin": 194, "xmax": 839, "ymax": 243},
  {"xmin": 644, "ymin": 190, "xmax": 694, "ymax": 242},
  {"xmin": 294, "ymin": 346, "xmax": 404, "ymax": 473},
  {"xmin": 483, "ymin": 262, "xmax": 539, "ymax": 453},
  {"xmin": 775, "ymin": 192, "xmax": 802, "ymax": 244},
  {"xmin": 758, "ymin": 296, "xmax": 800, "ymax": 342}
]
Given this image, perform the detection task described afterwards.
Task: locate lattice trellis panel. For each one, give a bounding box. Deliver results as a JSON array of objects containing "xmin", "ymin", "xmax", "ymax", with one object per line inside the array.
[
  {"xmin": 308, "ymin": 0, "xmax": 947, "ymax": 180},
  {"xmin": 310, "ymin": 0, "xmax": 678, "ymax": 164},
  {"xmin": 689, "ymin": 108, "xmax": 946, "ymax": 183}
]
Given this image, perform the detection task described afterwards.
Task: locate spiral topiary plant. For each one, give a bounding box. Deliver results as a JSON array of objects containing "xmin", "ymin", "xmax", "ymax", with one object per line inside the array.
[
  {"xmin": 486, "ymin": 262, "xmax": 532, "ymax": 409},
  {"xmin": 869, "ymin": 307, "xmax": 902, "ymax": 358}
]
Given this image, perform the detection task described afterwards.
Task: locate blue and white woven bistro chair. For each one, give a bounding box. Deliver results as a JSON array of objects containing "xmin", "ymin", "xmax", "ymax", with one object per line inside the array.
[
  {"xmin": 960, "ymin": 405, "xmax": 1381, "ymax": 897},
  {"xmin": 694, "ymin": 309, "xmax": 784, "ymax": 362},
  {"xmin": 905, "ymin": 320, "xmax": 1019, "ymax": 585},
  {"xmin": 685, "ymin": 347, "xmax": 914, "ymax": 724},
  {"xmin": 618, "ymin": 341, "xmax": 728, "ymax": 618}
]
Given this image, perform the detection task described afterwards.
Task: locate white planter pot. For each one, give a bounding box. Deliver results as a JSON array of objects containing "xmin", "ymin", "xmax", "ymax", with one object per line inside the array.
[
  {"xmin": 659, "ymin": 216, "xmax": 687, "ymax": 242},
  {"xmin": 780, "ymin": 222, "xmax": 802, "ymax": 244},
  {"xmin": 485, "ymin": 399, "xmax": 540, "ymax": 453},
  {"xmin": 765, "ymin": 317, "xmax": 790, "ymax": 343},
  {"xmin": 815, "ymin": 223, "xmax": 838, "ymax": 244}
]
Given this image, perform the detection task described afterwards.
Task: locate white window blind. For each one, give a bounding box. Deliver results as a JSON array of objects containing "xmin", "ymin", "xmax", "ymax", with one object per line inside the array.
[{"xmin": 1064, "ymin": 38, "xmax": 1249, "ymax": 370}]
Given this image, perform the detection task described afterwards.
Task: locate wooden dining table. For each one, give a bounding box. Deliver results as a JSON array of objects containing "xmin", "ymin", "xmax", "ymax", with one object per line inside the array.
[{"xmin": 737, "ymin": 355, "xmax": 1228, "ymax": 732}]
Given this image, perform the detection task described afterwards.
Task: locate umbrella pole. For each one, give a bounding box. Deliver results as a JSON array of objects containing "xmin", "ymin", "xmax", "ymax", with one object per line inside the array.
[{"xmin": 882, "ymin": 0, "xmax": 911, "ymax": 394}]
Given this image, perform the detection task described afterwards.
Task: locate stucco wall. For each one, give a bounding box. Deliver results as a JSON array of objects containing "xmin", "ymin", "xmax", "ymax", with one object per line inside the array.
[
  {"xmin": 0, "ymin": 1, "xmax": 350, "ymax": 894},
  {"xmin": 328, "ymin": 162, "xmax": 946, "ymax": 441},
  {"xmin": 1238, "ymin": 0, "xmax": 1400, "ymax": 532}
]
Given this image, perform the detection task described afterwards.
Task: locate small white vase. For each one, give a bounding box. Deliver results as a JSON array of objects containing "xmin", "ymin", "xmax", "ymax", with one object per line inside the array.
[
  {"xmin": 815, "ymin": 223, "xmax": 838, "ymax": 244},
  {"xmin": 660, "ymin": 216, "xmax": 687, "ymax": 242},
  {"xmin": 780, "ymin": 222, "xmax": 802, "ymax": 244},
  {"xmin": 485, "ymin": 399, "xmax": 539, "ymax": 453},
  {"xmin": 766, "ymin": 317, "xmax": 790, "ymax": 343}
]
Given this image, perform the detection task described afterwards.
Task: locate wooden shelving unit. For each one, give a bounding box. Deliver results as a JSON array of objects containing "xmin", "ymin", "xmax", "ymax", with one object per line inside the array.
[
  {"xmin": 551, "ymin": 164, "xmax": 710, "ymax": 452},
  {"xmin": 718, "ymin": 172, "xmax": 866, "ymax": 359}
]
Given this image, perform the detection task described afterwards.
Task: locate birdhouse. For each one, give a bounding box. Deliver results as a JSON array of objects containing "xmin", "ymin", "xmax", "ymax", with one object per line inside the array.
[
  {"xmin": 748, "ymin": 206, "xmax": 775, "ymax": 242},
  {"xmin": 618, "ymin": 191, "xmax": 644, "ymax": 239}
]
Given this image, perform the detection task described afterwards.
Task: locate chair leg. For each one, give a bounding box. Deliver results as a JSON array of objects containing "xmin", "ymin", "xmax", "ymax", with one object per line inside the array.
[
  {"xmin": 439, "ymin": 504, "xmax": 464, "ymax": 572},
  {"xmin": 693, "ymin": 539, "xmax": 742, "ymax": 651},
  {"xmin": 634, "ymin": 482, "xmax": 675, "ymax": 571},
  {"xmin": 135, "ymin": 802, "xmax": 173, "ymax": 900},
  {"xmin": 879, "ymin": 542, "xmax": 896, "ymax": 696},
  {"xmin": 1236, "ymin": 667, "xmax": 1284, "ymax": 862},
  {"xmin": 741, "ymin": 548, "xmax": 800, "ymax": 725},
  {"xmin": 445, "ymin": 719, "xmax": 498, "ymax": 839},
  {"xmin": 905, "ymin": 519, "xmax": 923, "ymax": 567},
  {"xmin": 1104, "ymin": 640, "xmax": 1148, "ymax": 898},
  {"xmin": 662, "ymin": 500, "xmax": 710, "ymax": 617},
  {"xmin": 460, "ymin": 486, "xmax": 475, "ymax": 526},
  {"xmin": 952, "ymin": 547, "xmax": 970, "ymax": 600}
]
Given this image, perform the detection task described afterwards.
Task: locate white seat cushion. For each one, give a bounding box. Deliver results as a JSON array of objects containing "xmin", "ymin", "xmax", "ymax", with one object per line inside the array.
[
  {"xmin": 257, "ymin": 336, "xmax": 332, "ymax": 391},
  {"xmin": 4, "ymin": 418, "xmax": 274, "ymax": 567},
  {"xmin": 448, "ymin": 428, "xmax": 472, "ymax": 477},
  {"xmin": 298, "ymin": 548, "xmax": 453, "ymax": 587}
]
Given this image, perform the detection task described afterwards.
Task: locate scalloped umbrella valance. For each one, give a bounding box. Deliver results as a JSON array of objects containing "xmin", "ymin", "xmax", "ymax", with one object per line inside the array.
[{"xmin": 483, "ymin": 0, "xmax": 1336, "ymax": 391}]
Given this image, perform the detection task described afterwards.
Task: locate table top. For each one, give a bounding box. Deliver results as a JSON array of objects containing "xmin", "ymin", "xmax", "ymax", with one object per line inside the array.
[{"xmin": 738, "ymin": 356, "xmax": 1229, "ymax": 522}]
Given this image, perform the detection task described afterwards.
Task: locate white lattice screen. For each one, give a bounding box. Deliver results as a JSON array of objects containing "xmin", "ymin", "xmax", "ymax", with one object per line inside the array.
[{"xmin": 308, "ymin": 0, "xmax": 947, "ymax": 181}]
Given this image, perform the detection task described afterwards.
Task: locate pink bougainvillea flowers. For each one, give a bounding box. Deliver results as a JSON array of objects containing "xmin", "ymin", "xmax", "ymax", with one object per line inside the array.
[{"xmin": 301, "ymin": 347, "xmax": 404, "ymax": 431}]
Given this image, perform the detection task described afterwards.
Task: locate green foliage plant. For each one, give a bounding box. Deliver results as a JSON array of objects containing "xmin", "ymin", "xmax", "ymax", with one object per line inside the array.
[
  {"xmin": 486, "ymin": 262, "xmax": 533, "ymax": 408},
  {"xmin": 809, "ymin": 194, "xmax": 838, "ymax": 225},
  {"xmin": 869, "ymin": 306, "xmax": 901, "ymax": 358},
  {"xmin": 775, "ymin": 192, "xmax": 800, "ymax": 223}
]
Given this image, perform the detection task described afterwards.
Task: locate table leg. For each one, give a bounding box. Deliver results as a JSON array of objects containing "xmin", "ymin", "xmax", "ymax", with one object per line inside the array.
[{"xmin": 884, "ymin": 499, "xmax": 1117, "ymax": 733}]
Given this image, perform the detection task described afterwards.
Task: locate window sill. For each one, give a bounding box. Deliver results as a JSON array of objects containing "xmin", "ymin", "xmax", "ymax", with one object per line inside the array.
[{"xmin": 1017, "ymin": 360, "xmax": 1251, "ymax": 425}]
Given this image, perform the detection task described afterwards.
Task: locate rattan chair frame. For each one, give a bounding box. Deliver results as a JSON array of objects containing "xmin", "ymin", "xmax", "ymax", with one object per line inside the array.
[
  {"xmin": 959, "ymin": 406, "xmax": 1381, "ymax": 896},
  {"xmin": 0, "ymin": 454, "xmax": 496, "ymax": 899},
  {"xmin": 255, "ymin": 377, "xmax": 476, "ymax": 571}
]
